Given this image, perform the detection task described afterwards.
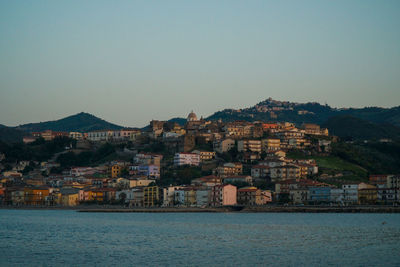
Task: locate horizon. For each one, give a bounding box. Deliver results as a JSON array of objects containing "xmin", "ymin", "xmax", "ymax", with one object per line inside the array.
[
  {"xmin": 1, "ymin": 1, "xmax": 400, "ymax": 127},
  {"xmin": 2, "ymin": 97, "xmax": 400, "ymax": 128}
]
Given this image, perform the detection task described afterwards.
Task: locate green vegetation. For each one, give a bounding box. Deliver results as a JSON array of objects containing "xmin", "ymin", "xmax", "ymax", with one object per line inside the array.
[
  {"xmin": 0, "ymin": 137, "xmax": 75, "ymax": 163},
  {"xmin": 332, "ymin": 141, "xmax": 400, "ymax": 174},
  {"xmin": 161, "ymin": 166, "xmax": 203, "ymax": 186},
  {"xmin": 322, "ymin": 115, "xmax": 400, "ymax": 141},
  {"xmin": 56, "ymin": 143, "xmax": 116, "ymax": 168},
  {"xmin": 287, "ymin": 149, "xmax": 369, "ymax": 183}
]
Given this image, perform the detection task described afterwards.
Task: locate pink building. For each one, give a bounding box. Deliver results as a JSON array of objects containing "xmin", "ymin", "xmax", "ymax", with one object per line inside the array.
[{"xmin": 210, "ymin": 184, "xmax": 237, "ymax": 206}]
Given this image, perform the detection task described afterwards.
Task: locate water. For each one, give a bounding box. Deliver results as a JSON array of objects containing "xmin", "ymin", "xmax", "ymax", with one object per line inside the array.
[{"xmin": 0, "ymin": 210, "xmax": 399, "ymax": 266}]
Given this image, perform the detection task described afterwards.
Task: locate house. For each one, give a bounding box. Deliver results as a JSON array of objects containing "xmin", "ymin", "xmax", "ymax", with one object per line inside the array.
[
  {"xmin": 60, "ymin": 188, "xmax": 80, "ymax": 206},
  {"xmin": 133, "ymin": 153, "xmax": 163, "ymax": 167},
  {"xmin": 196, "ymin": 187, "xmax": 211, "ymax": 207},
  {"xmin": 24, "ymin": 187, "xmax": 51, "ymax": 205},
  {"xmin": 251, "ymin": 165, "xmax": 270, "ymax": 179},
  {"xmin": 191, "ymin": 175, "xmax": 222, "ymax": 187},
  {"xmin": 69, "ymin": 132, "xmax": 84, "ymax": 140},
  {"xmin": 387, "ymin": 175, "xmax": 400, "ymax": 189},
  {"xmin": 143, "ymin": 186, "xmax": 160, "ymax": 207},
  {"xmin": 130, "ymin": 165, "xmax": 160, "ymax": 179},
  {"xmin": 162, "ymin": 186, "xmax": 184, "ymax": 206},
  {"xmin": 342, "ymin": 184, "xmax": 358, "ymax": 204},
  {"xmin": 309, "ymin": 187, "xmax": 331, "ymax": 203},
  {"xmin": 376, "ymin": 185, "xmax": 398, "ymax": 204},
  {"xmin": 210, "ymin": 184, "xmax": 237, "ymax": 206},
  {"xmin": 192, "ymin": 150, "xmax": 216, "ymax": 162},
  {"xmin": 261, "ymin": 138, "xmax": 281, "ymax": 152},
  {"xmin": 111, "ymin": 164, "xmax": 122, "ymax": 178},
  {"xmin": 213, "ymin": 138, "xmax": 235, "ymax": 153},
  {"xmin": 216, "ymin": 162, "xmax": 243, "ymax": 177},
  {"xmin": 369, "ymin": 175, "xmax": 390, "ymax": 186},
  {"xmin": 358, "ymin": 183, "xmax": 377, "ymax": 205},
  {"xmin": 289, "ymin": 188, "xmax": 309, "ymax": 204},
  {"xmin": 237, "ymin": 140, "xmax": 262, "ymax": 153},
  {"xmin": 237, "ymin": 187, "xmax": 262, "ymax": 205},
  {"xmin": 173, "ymin": 153, "xmax": 200, "ymax": 166},
  {"xmin": 330, "ymin": 188, "xmax": 344, "ymax": 204},
  {"xmin": 223, "ymin": 175, "xmax": 252, "ymax": 185}
]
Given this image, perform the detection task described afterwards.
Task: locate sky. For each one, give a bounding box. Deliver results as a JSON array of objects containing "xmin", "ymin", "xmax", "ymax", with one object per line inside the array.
[{"xmin": 0, "ymin": 0, "xmax": 399, "ymax": 127}]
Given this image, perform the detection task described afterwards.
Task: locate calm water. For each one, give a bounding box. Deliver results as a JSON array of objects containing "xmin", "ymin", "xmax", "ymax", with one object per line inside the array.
[{"xmin": 0, "ymin": 210, "xmax": 399, "ymax": 266}]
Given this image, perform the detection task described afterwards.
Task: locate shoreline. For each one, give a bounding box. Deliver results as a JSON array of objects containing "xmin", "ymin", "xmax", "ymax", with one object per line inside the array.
[{"xmin": 1, "ymin": 205, "xmax": 400, "ymax": 213}]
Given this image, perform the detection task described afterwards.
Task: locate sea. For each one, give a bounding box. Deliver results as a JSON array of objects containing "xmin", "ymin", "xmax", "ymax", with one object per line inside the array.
[{"xmin": 0, "ymin": 210, "xmax": 399, "ymax": 266}]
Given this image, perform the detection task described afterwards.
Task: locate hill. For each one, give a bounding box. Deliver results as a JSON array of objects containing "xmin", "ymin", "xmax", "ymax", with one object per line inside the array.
[
  {"xmin": 16, "ymin": 112, "xmax": 123, "ymax": 133},
  {"xmin": 322, "ymin": 115, "xmax": 400, "ymax": 140},
  {"xmin": 0, "ymin": 127, "xmax": 27, "ymax": 143},
  {"xmin": 206, "ymin": 98, "xmax": 400, "ymax": 127}
]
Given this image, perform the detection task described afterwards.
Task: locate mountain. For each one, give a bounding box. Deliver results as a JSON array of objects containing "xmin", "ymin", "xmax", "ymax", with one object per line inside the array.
[
  {"xmin": 16, "ymin": 112, "xmax": 123, "ymax": 133},
  {"xmin": 206, "ymin": 98, "xmax": 400, "ymax": 127},
  {"xmin": 322, "ymin": 115, "xmax": 400, "ymax": 140}
]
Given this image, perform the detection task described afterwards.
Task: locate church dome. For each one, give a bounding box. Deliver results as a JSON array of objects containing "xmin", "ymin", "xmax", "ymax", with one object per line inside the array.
[{"xmin": 187, "ymin": 111, "xmax": 198, "ymax": 122}]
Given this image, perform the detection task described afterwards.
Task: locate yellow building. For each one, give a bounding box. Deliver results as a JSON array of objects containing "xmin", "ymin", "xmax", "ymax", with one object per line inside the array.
[
  {"xmin": 111, "ymin": 164, "xmax": 122, "ymax": 178},
  {"xmin": 184, "ymin": 188, "xmax": 197, "ymax": 206},
  {"xmin": 143, "ymin": 186, "xmax": 159, "ymax": 207},
  {"xmin": 24, "ymin": 187, "xmax": 50, "ymax": 205},
  {"xmin": 358, "ymin": 183, "xmax": 377, "ymax": 204},
  {"xmin": 61, "ymin": 193, "xmax": 79, "ymax": 206},
  {"xmin": 262, "ymin": 138, "xmax": 281, "ymax": 152}
]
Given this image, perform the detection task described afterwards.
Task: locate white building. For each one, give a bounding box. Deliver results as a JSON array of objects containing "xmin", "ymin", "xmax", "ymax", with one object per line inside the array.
[
  {"xmin": 330, "ymin": 188, "xmax": 344, "ymax": 204},
  {"xmin": 162, "ymin": 186, "xmax": 184, "ymax": 206},
  {"xmin": 173, "ymin": 153, "xmax": 200, "ymax": 166},
  {"xmin": 342, "ymin": 184, "xmax": 358, "ymax": 204}
]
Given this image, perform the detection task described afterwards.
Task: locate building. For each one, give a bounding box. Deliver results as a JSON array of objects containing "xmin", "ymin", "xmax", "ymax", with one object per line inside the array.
[
  {"xmin": 173, "ymin": 153, "xmax": 200, "ymax": 166},
  {"xmin": 191, "ymin": 175, "xmax": 221, "ymax": 187},
  {"xmin": 87, "ymin": 130, "xmax": 109, "ymax": 142},
  {"xmin": 213, "ymin": 138, "xmax": 235, "ymax": 154},
  {"xmin": 387, "ymin": 175, "xmax": 400, "ymax": 189},
  {"xmin": 237, "ymin": 140, "xmax": 262, "ymax": 153},
  {"xmin": 358, "ymin": 183, "xmax": 377, "ymax": 205},
  {"xmin": 237, "ymin": 187, "xmax": 262, "ymax": 205},
  {"xmin": 192, "ymin": 150, "xmax": 216, "ymax": 162},
  {"xmin": 309, "ymin": 187, "xmax": 331, "ymax": 203},
  {"xmin": 60, "ymin": 188, "xmax": 80, "ymax": 206},
  {"xmin": 111, "ymin": 164, "xmax": 122, "ymax": 178},
  {"xmin": 262, "ymin": 138, "xmax": 281, "ymax": 152},
  {"xmin": 162, "ymin": 186, "xmax": 184, "ymax": 206},
  {"xmin": 251, "ymin": 165, "xmax": 270, "ymax": 179},
  {"xmin": 342, "ymin": 184, "xmax": 358, "ymax": 204},
  {"xmin": 134, "ymin": 153, "xmax": 163, "ymax": 167},
  {"xmin": 143, "ymin": 186, "xmax": 160, "ymax": 207},
  {"xmin": 330, "ymin": 188, "xmax": 344, "ymax": 204},
  {"xmin": 69, "ymin": 132, "xmax": 84, "ymax": 140},
  {"xmin": 210, "ymin": 184, "xmax": 237, "ymax": 206},
  {"xmin": 24, "ymin": 187, "xmax": 50, "ymax": 205},
  {"xmin": 223, "ymin": 175, "xmax": 252, "ymax": 185}
]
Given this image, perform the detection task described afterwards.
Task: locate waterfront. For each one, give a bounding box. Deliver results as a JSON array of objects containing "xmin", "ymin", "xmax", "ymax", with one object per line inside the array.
[{"xmin": 1, "ymin": 210, "xmax": 400, "ymax": 266}]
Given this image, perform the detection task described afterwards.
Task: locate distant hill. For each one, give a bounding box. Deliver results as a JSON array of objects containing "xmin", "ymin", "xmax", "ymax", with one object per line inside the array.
[
  {"xmin": 322, "ymin": 115, "xmax": 400, "ymax": 140},
  {"xmin": 206, "ymin": 98, "xmax": 400, "ymax": 127},
  {"xmin": 16, "ymin": 112, "xmax": 123, "ymax": 133},
  {"xmin": 0, "ymin": 127, "xmax": 26, "ymax": 143}
]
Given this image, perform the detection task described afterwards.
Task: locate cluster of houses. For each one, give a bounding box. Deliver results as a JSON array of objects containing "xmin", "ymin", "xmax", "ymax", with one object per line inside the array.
[
  {"xmin": 1, "ymin": 111, "xmax": 398, "ymax": 207},
  {"xmin": 276, "ymin": 175, "xmax": 400, "ymax": 205}
]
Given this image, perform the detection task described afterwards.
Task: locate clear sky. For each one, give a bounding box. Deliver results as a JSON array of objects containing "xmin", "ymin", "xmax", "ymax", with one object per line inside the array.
[{"xmin": 0, "ymin": 0, "xmax": 399, "ymax": 127}]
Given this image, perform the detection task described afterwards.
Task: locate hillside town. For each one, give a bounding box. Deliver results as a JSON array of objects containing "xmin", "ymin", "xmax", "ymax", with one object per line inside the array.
[{"xmin": 1, "ymin": 111, "xmax": 399, "ymax": 208}]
